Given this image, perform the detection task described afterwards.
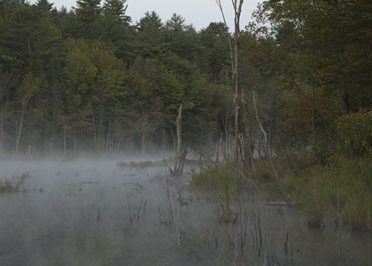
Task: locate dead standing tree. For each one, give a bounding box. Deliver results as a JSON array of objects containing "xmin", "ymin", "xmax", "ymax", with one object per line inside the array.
[
  {"xmin": 215, "ymin": 0, "xmax": 245, "ymax": 161},
  {"xmin": 252, "ymin": 89, "xmax": 279, "ymax": 179},
  {"xmin": 15, "ymin": 73, "xmax": 41, "ymax": 153},
  {"xmin": 171, "ymin": 104, "xmax": 186, "ymax": 176}
]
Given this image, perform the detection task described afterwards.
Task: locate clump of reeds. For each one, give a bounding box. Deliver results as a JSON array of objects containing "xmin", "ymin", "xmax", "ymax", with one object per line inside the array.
[
  {"xmin": 191, "ymin": 161, "xmax": 243, "ymax": 224},
  {"xmin": 0, "ymin": 180, "xmax": 16, "ymax": 193},
  {"xmin": 0, "ymin": 172, "xmax": 29, "ymax": 193}
]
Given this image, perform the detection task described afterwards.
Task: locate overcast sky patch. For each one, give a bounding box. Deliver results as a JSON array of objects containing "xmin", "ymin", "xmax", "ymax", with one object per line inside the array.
[{"xmin": 29, "ymin": 0, "xmax": 261, "ymax": 30}]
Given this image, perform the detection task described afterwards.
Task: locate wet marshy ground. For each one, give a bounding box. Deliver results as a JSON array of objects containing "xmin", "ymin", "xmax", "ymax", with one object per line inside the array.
[{"xmin": 0, "ymin": 159, "xmax": 371, "ymax": 265}]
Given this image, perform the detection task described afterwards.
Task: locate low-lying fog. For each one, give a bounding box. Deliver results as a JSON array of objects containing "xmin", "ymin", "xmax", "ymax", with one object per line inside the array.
[{"xmin": 0, "ymin": 158, "xmax": 371, "ymax": 266}]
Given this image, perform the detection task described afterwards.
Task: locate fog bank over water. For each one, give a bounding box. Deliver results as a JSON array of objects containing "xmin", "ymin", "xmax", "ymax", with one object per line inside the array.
[{"xmin": 0, "ymin": 159, "xmax": 371, "ymax": 265}]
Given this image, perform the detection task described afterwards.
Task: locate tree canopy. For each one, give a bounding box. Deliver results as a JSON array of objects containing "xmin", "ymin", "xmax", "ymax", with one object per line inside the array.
[{"xmin": 0, "ymin": 0, "xmax": 370, "ymax": 157}]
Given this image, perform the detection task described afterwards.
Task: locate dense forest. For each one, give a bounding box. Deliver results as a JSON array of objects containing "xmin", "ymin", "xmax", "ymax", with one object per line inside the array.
[
  {"xmin": 0, "ymin": 0, "xmax": 371, "ymax": 157},
  {"xmin": 0, "ymin": 0, "xmax": 235, "ymax": 154}
]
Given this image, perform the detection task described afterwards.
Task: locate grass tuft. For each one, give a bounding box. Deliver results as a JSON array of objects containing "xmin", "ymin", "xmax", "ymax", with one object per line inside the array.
[
  {"xmin": 191, "ymin": 161, "xmax": 243, "ymax": 222},
  {"xmin": 0, "ymin": 180, "xmax": 16, "ymax": 193}
]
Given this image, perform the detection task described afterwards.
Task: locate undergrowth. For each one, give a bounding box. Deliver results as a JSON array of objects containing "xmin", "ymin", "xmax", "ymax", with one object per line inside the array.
[
  {"xmin": 191, "ymin": 150, "xmax": 372, "ymax": 231},
  {"xmin": 285, "ymin": 152, "xmax": 372, "ymax": 231}
]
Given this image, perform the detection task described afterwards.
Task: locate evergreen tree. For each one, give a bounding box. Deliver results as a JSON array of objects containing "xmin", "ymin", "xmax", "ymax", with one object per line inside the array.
[
  {"xmin": 103, "ymin": 0, "xmax": 130, "ymax": 25},
  {"xmin": 75, "ymin": 0, "xmax": 102, "ymax": 38}
]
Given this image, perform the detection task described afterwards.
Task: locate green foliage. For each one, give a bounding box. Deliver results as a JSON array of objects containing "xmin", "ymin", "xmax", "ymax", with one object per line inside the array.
[
  {"xmin": 249, "ymin": 0, "xmax": 372, "ymax": 156},
  {"xmin": 19, "ymin": 72, "xmax": 42, "ymax": 101},
  {"xmin": 0, "ymin": 0, "xmax": 370, "ymax": 159},
  {"xmin": 75, "ymin": 0, "xmax": 101, "ymax": 23},
  {"xmin": 199, "ymin": 22, "xmax": 230, "ymax": 83},
  {"xmin": 165, "ymin": 13, "xmax": 185, "ymax": 32},
  {"xmin": 285, "ymin": 154, "xmax": 372, "ymax": 231},
  {"xmin": 336, "ymin": 111, "xmax": 372, "ymax": 156},
  {"xmin": 102, "ymin": 0, "xmax": 130, "ymax": 24}
]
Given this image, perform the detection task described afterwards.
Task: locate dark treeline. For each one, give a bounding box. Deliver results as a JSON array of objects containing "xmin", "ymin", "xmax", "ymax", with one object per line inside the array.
[
  {"xmin": 0, "ymin": 0, "xmax": 234, "ymax": 154},
  {"xmin": 0, "ymin": 0, "xmax": 371, "ymax": 157}
]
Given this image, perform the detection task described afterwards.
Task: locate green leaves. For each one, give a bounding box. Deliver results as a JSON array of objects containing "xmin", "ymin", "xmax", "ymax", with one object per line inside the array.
[
  {"xmin": 19, "ymin": 72, "xmax": 42, "ymax": 100},
  {"xmin": 337, "ymin": 111, "xmax": 372, "ymax": 156},
  {"xmin": 64, "ymin": 39, "xmax": 128, "ymax": 112}
]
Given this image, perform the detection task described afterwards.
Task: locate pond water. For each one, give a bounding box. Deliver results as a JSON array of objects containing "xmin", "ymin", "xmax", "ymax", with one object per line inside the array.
[{"xmin": 0, "ymin": 159, "xmax": 371, "ymax": 266}]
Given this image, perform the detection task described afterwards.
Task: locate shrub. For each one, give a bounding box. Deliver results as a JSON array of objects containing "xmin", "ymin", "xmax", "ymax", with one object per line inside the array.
[
  {"xmin": 336, "ymin": 111, "xmax": 372, "ymax": 156},
  {"xmin": 288, "ymin": 153, "xmax": 372, "ymax": 231}
]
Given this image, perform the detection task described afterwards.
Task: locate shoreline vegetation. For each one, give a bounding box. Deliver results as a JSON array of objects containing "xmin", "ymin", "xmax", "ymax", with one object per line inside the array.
[
  {"xmin": 190, "ymin": 149, "xmax": 372, "ymax": 232},
  {"xmin": 191, "ymin": 110, "xmax": 372, "ymax": 231},
  {"xmin": 0, "ymin": 172, "xmax": 29, "ymax": 193},
  {"xmin": 115, "ymin": 139, "xmax": 372, "ymax": 232}
]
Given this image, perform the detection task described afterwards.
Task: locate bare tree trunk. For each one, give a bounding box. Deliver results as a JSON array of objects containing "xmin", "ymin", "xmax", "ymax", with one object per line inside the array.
[
  {"xmin": 169, "ymin": 122, "xmax": 176, "ymax": 153},
  {"xmin": 63, "ymin": 120, "xmax": 67, "ymax": 157},
  {"xmin": 221, "ymin": 111, "xmax": 231, "ymax": 159},
  {"xmin": 172, "ymin": 104, "xmax": 186, "ymax": 176},
  {"xmin": 16, "ymin": 107, "xmax": 25, "ymax": 153},
  {"xmin": 141, "ymin": 132, "xmax": 146, "ymax": 154},
  {"xmin": 91, "ymin": 111, "xmax": 97, "ymax": 149},
  {"xmin": 253, "ymin": 90, "xmax": 268, "ymax": 149},
  {"xmin": 248, "ymin": 135, "xmax": 256, "ymax": 171},
  {"xmin": 176, "ymin": 104, "xmax": 182, "ymax": 159},
  {"xmin": 233, "ymin": 0, "xmax": 244, "ymax": 161},
  {"xmin": 253, "ymin": 89, "xmax": 279, "ymax": 179},
  {"xmin": 216, "ymin": 0, "xmax": 245, "ymax": 161},
  {"xmin": 162, "ymin": 127, "xmax": 166, "ymax": 154},
  {"xmin": 234, "ymin": 104, "xmax": 240, "ymax": 159},
  {"xmin": 215, "ymin": 0, "xmax": 234, "ymax": 76}
]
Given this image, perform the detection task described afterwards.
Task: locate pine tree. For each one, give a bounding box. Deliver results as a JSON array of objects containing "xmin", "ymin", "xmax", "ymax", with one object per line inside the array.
[
  {"xmin": 103, "ymin": 0, "xmax": 130, "ymax": 25},
  {"xmin": 75, "ymin": 0, "xmax": 102, "ymax": 38}
]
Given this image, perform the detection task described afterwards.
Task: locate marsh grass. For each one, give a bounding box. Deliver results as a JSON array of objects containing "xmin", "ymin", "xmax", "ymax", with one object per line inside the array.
[
  {"xmin": 282, "ymin": 152, "xmax": 372, "ymax": 231},
  {"xmin": 0, "ymin": 180, "xmax": 16, "ymax": 193},
  {"xmin": 0, "ymin": 173, "xmax": 29, "ymax": 193},
  {"xmin": 191, "ymin": 148, "xmax": 372, "ymax": 231},
  {"xmin": 191, "ymin": 161, "xmax": 243, "ymax": 223}
]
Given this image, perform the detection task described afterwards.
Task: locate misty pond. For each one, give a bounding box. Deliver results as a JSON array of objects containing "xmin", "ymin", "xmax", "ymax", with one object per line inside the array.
[{"xmin": 0, "ymin": 159, "xmax": 371, "ymax": 266}]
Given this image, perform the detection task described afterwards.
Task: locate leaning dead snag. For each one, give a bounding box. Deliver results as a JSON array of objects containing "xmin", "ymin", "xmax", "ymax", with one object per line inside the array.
[
  {"xmin": 171, "ymin": 104, "xmax": 186, "ymax": 176},
  {"xmin": 252, "ymin": 89, "xmax": 279, "ymax": 179},
  {"xmin": 215, "ymin": 0, "xmax": 234, "ymax": 78},
  {"xmin": 16, "ymin": 73, "xmax": 41, "ymax": 153}
]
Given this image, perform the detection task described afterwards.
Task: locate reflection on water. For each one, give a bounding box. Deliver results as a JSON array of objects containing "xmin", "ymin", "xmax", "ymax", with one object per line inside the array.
[{"xmin": 0, "ymin": 160, "xmax": 371, "ymax": 266}]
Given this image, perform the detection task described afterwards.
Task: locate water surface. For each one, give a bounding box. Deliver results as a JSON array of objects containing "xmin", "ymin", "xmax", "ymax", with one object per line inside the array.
[{"xmin": 0, "ymin": 160, "xmax": 371, "ymax": 265}]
